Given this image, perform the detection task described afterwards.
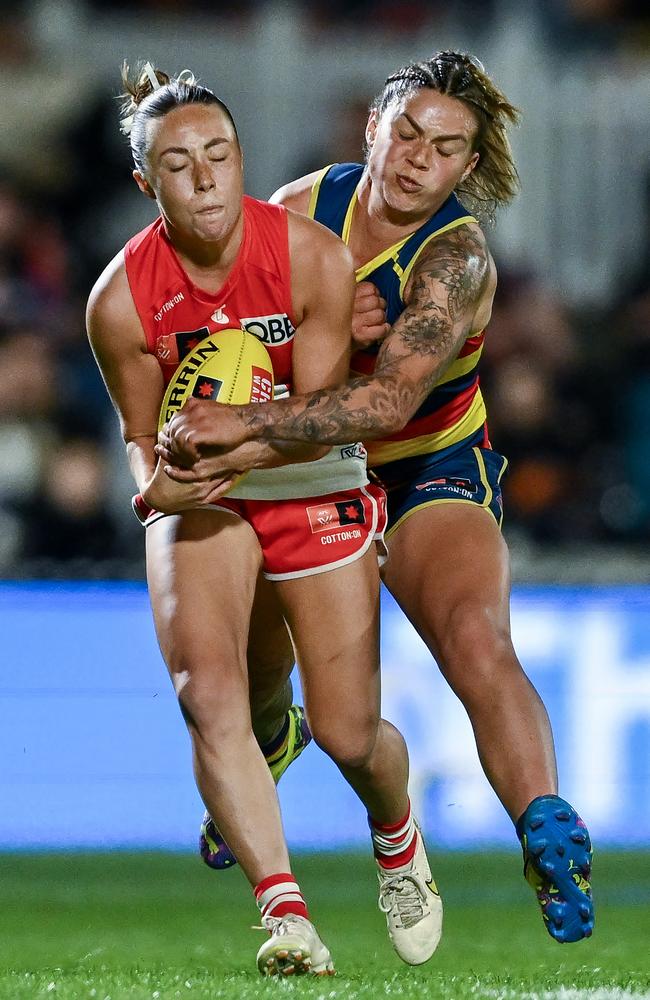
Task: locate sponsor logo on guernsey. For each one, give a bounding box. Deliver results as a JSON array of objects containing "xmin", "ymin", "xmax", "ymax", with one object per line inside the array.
[
  {"xmin": 154, "ymin": 292, "xmax": 185, "ymax": 323},
  {"xmin": 306, "ymin": 498, "xmax": 366, "ymax": 534},
  {"xmin": 340, "ymin": 443, "xmax": 367, "ymax": 461},
  {"xmin": 211, "ymin": 305, "xmax": 230, "ymax": 324},
  {"xmin": 240, "ymin": 313, "xmax": 295, "ymax": 346},
  {"xmin": 250, "ymin": 367, "xmax": 273, "ymax": 403}
]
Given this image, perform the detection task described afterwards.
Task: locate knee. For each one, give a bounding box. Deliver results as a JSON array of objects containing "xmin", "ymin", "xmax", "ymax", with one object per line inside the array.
[
  {"xmin": 435, "ymin": 602, "xmax": 517, "ymax": 700},
  {"xmin": 309, "ymin": 712, "xmax": 378, "ymax": 771},
  {"xmin": 172, "ymin": 663, "xmax": 248, "ymax": 746}
]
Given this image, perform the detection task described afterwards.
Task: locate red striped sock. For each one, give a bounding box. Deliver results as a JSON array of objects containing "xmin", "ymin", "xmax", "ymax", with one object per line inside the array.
[
  {"xmin": 255, "ymin": 873, "xmax": 309, "ymax": 921},
  {"xmin": 369, "ymin": 803, "xmax": 417, "ymax": 870}
]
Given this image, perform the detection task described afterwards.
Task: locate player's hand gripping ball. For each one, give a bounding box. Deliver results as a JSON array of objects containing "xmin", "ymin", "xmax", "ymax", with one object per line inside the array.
[{"xmin": 158, "ymin": 328, "xmax": 274, "ymax": 494}]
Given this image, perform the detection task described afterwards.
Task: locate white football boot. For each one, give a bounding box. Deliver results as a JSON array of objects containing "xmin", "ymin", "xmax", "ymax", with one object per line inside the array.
[
  {"xmin": 256, "ymin": 914, "xmax": 335, "ymax": 977},
  {"xmin": 377, "ymin": 825, "xmax": 443, "ymax": 965}
]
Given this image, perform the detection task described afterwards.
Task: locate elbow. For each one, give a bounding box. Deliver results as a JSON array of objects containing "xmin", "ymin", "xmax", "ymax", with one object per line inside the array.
[
  {"xmin": 360, "ymin": 409, "xmax": 408, "ymax": 441},
  {"xmin": 377, "ymin": 403, "xmax": 412, "ymax": 437},
  {"xmin": 370, "ymin": 375, "xmax": 417, "ymax": 438},
  {"xmin": 384, "ymin": 411, "xmax": 410, "ymax": 436}
]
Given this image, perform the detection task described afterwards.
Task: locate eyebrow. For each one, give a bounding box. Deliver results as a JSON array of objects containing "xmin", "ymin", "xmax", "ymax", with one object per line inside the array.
[
  {"xmin": 400, "ymin": 113, "xmax": 468, "ymax": 143},
  {"xmin": 159, "ymin": 137, "xmax": 229, "ymax": 157}
]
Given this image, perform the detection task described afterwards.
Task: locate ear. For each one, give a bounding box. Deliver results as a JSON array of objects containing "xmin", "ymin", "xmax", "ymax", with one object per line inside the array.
[
  {"xmin": 133, "ymin": 170, "xmax": 156, "ymax": 200},
  {"xmin": 365, "ymin": 109, "xmax": 379, "ymax": 151},
  {"xmin": 460, "ymin": 151, "xmax": 480, "ymax": 183}
]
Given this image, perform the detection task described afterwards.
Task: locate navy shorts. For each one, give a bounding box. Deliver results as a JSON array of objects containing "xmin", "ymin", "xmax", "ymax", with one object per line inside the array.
[{"xmin": 372, "ymin": 446, "xmax": 508, "ymax": 538}]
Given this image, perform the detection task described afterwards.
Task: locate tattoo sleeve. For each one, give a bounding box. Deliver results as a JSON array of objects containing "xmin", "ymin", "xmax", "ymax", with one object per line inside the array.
[{"xmin": 241, "ymin": 225, "xmax": 489, "ymax": 445}]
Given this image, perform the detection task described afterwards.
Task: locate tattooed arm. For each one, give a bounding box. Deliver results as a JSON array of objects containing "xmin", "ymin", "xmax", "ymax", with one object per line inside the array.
[{"xmin": 162, "ymin": 224, "xmax": 493, "ymax": 461}]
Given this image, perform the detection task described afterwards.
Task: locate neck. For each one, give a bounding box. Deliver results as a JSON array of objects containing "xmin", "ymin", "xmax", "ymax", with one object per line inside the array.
[
  {"xmin": 356, "ymin": 170, "xmax": 445, "ymax": 240},
  {"xmin": 164, "ymin": 211, "xmax": 244, "ymax": 275}
]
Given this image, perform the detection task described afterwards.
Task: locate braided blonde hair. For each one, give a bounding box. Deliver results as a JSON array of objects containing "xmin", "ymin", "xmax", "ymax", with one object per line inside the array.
[{"xmin": 371, "ymin": 51, "xmax": 520, "ymax": 224}]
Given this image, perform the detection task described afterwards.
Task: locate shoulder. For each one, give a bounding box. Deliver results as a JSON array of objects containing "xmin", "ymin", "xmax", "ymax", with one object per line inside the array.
[
  {"xmin": 286, "ymin": 208, "xmax": 353, "ymax": 274},
  {"xmin": 408, "ymin": 221, "xmax": 494, "ymax": 297},
  {"xmin": 86, "ymin": 249, "xmax": 143, "ymax": 346},
  {"xmin": 269, "ymin": 169, "xmax": 327, "ymax": 215},
  {"xmin": 285, "ymin": 210, "xmax": 354, "ymax": 321},
  {"xmin": 87, "ymin": 249, "xmax": 127, "ymax": 317},
  {"xmin": 403, "ymin": 221, "xmax": 496, "ymax": 332}
]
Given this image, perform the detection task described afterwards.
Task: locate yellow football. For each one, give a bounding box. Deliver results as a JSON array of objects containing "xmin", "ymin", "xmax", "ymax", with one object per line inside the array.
[{"xmin": 158, "ymin": 328, "xmax": 274, "ymax": 432}]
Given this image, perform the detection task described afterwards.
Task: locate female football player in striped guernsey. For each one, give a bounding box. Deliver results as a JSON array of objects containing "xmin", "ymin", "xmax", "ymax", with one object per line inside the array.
[
  {"xmin": 160, "ymin": 52, "xmax": 594, "ymax": 946},
  {"xmin": 88, "ymin": 62, "xmax": 443, "ymax": 977}
]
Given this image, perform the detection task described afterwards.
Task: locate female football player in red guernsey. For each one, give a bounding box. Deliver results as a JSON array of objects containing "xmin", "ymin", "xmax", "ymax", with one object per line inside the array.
[
  {"xmin": 159, "ymin": 53, "xmax": 594, "ymax": 946},
  {"xmin": 86, "ymin": 64, "xmax": 442, "ymax": 976}
]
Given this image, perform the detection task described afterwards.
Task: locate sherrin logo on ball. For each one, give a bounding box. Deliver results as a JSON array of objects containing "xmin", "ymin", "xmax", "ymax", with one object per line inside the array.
[{"xmin": 158, "ymin": 327, "xmax": 274, "ymax": 432}]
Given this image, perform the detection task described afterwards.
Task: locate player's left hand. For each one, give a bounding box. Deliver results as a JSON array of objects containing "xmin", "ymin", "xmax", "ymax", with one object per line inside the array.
[{"xmin": 352, "ymin": 281, "xmax": 390, "ymax": 350}]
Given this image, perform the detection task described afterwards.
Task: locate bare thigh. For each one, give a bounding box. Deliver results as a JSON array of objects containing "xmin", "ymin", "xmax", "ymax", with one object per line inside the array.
[
  {"xmin": 146, "ymin": 508, "xmax": 262, "ymax": 730},
  {"xmin": 382, "ymin": 502, "xmax": 513, "ymax": 671},
  {"xmin": 274, "ymin": 549, "xmax": 381, "ymax": 759}
]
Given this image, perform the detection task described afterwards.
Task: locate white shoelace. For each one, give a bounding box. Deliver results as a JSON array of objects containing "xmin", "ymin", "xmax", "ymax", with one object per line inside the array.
[
  {"xmin": 257, "ymin": 914, "xmax": 305, "ymax": 936},
  {"xmin": 378, "ymin": 872, "xmax": 428, "ymax": 929}
]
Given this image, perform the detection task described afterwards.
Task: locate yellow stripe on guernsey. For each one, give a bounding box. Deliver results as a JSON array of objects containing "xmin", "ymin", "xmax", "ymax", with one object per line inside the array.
[
  {"xmin": 436, "ymin": 342, "xmax": 484, "ymax": 386},
  {"xmin": 307, "ymin": 165, "xmax": 333, "ymax": 221},
  {"xmin": 474, "ymin": 446, "xmax": 493, "ymax": 508},
  {"xmin": 367, "ymin": 390, "xmax": 487, "ymax": 467}
]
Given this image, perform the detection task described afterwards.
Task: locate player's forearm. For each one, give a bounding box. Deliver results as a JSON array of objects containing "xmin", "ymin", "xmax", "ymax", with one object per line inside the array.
[
  {"xmin": 238, "ymin": 373, "xmax": 417, "ymax": 445},
  {"xmin": 213, "ymin": 438, "xmax": 328, "ymax": 473},
  {"xmin": 126, "ymin": 436, "xmax": 157, "ymax": 494},
  {"xmin": 262, "ymin": 439, "xmax": 331, "ymax": 466}
]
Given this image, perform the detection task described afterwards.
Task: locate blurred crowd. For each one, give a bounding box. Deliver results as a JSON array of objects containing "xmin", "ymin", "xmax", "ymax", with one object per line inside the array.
[
  {"xmin": 81, "ymin": 0, "xmax": 650, "ymax": 52},
  {"xmin": 2, "ymin": 0, "xmax": 650, "ymax": 579}
]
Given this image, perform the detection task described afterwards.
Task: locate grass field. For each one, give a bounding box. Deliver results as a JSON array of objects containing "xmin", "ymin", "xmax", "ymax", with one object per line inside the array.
[{"xmin": 1, "ymin": 850, "xmax": 648, "ymax": 1000}]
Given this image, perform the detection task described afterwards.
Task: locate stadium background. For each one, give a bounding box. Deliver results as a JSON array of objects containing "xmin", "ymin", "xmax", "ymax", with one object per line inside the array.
[{"xmin": 1, "ymin": 3, "xmax": 650, "ymax": 993}]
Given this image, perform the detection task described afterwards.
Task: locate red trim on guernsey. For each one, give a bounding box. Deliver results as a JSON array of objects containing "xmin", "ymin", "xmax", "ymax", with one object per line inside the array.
[
  {"xmin": 350, "ymin": 351, "xmax": 377, "ymax": 376},
  {"xmin": 458, "ymin": 330, "xmax": 484, "ymax": 358}
]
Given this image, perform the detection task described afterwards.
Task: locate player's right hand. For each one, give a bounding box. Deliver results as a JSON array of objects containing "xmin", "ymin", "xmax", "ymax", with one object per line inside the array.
[{"xmin": 352, "ymin": 281, "xmax": 390, "ymax": 350}]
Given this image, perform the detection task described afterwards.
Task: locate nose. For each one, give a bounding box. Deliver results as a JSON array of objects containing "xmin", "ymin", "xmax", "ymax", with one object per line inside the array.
[
  {"xmin": 194, "ymin": 160, "xmax": 215, "ymax": 192},
  {"xmin": 407, "ymin": 139, "xmax": 431, "ymax": 171}
]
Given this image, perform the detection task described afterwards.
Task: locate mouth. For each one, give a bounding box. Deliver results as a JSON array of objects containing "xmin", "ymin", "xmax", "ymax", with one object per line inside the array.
[
  {"xmin": 396, "ymin": 174, "xmax": 422, "ymax": 194},
  {"xmin": 196, "ymin": 205, "xmax": 224, "ymax": 215}
]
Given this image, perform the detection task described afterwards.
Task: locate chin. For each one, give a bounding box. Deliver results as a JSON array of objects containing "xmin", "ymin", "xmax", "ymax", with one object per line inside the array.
[
  {"xmin": 197, "ymin": 219, "xmax": 231, "ymax": 241},
  {"xmin": 386, "ymin": 191, "xmax": 422, "ymax": 216}
]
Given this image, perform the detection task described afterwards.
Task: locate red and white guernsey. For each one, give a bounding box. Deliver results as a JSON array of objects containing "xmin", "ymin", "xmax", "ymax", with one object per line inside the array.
[{"xmin": 124, "ymin": 196, "xmax": 366, "ymax": 500}]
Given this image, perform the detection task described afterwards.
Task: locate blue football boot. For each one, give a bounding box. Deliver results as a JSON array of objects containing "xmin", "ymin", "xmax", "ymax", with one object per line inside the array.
[
  {"xmin": 517, "ymin": 794, "xmax": 594, "ymax": 943},
  {"xmin": 200, "ymin": 705, "xmax": 312, "ymax": 870}
]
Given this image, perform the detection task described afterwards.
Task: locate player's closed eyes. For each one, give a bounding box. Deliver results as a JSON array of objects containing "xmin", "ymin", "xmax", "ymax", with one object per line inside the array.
[{"xmin": 169, "ymin": 155, "xmax": 228, "ymax": 172}]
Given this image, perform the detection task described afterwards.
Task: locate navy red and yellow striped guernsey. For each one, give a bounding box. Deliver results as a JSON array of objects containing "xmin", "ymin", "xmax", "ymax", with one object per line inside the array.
[{"xmin": 308, "ymin": 162, "xmax": 489, "ymax": 470}]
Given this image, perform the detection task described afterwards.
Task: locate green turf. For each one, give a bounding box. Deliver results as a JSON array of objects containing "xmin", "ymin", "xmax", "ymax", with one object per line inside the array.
[{"xmin": 1, "ymin": 851, "xmax": 648, "ymax": 999}]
